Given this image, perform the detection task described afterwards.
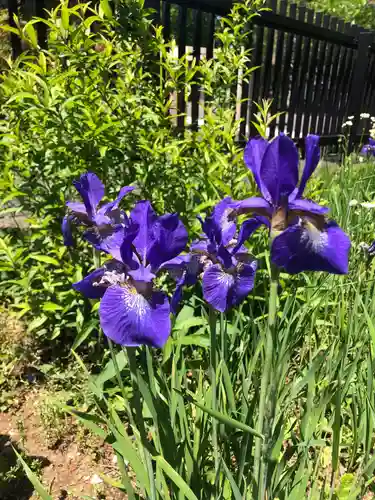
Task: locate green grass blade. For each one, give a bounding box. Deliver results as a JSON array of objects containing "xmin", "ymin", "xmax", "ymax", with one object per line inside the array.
[{"xmin": 13, "ymin": 447, "xmax": 52, "ymax": 500}]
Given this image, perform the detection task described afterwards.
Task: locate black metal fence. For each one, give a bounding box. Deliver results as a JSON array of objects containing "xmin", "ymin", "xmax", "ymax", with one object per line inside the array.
[{"xmin": 4, "ymin": 0, "xmax": 375, "ymax": 145}]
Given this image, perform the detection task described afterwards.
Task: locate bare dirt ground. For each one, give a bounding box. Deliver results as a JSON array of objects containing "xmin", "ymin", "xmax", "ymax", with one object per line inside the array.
[{"xmin": 0, "ymin": 390, "xmax": 126, "ymax": 500}]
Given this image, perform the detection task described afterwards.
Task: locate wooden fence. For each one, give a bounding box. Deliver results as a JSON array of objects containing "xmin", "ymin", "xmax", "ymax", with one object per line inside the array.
[{"xmin": 4, "ymin": 0, "xmax": 375, "ymax": 146}]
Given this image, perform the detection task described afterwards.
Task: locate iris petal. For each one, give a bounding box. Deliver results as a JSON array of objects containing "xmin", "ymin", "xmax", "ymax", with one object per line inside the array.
[
  {"xmin": 73, "ymin": 267, "xmax": 107, "ymax": 299},
  {"xmin": 99, "ymin": 285, "xmax": 171, "ymax": 348},
  {"xmin": 271, "ymin": 220, "xmax": 350, "ymax": 274},
  {"xmin": 297, "ymin": 135, "xmax": 320, "ymax": 197},
  {"xmin": 231, "ymin": 216, "xmax": 269, "ymax": 254},
  {"xmin": 62, "ymin": 216, "xmax": 74, "ymax": 246},
  {"xmin": 234, "ymin": 197, "xmax": 272, "ymax": 217},
  {"xmin": 212, "ymin": 197, "xmax": 237, "ymax": 245},
  {"xmin": 260, "ymin": 134, "xmax": 299, "ymax": 206},
  {"xmin": 130, "ymin": 201, "xmax": 157, "ymax": 264},
  {"xmin": 244, "ymin": 137, "xmax": 271, "ymax": 201},
  {"xmin": 288, "ymin": 199, "xmax": 329, "ymax": 216},
  {"xmin": 147, "ymin": 213, "xmax": 188, "ymax": 271},
  {"xmin": 73, "ymin": 172, "xmax": 105, "ymax": 219},
  {"xmin": 202, "ymin": 261, "xmax": 257, "ymax": 312}
]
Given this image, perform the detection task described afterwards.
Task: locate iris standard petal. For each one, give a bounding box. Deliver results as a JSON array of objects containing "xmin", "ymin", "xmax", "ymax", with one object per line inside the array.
[
  {"xmin": 212, "ymin": 197, "xmax": 238, "ymax": 245},
  {"xmin": 130, "ymin": 200, "xmax": 157, "ymax": 264},
  {"xmin": 62, "ymin": 216, "xmax": 74, "ymax": 246},
  {"xmin": 288, "ymin": 198, "xmax": 329, "ymax": 216},
  {"xmin": 260, "ymin": 134, "xmax": 299, "ymax": 206},
  {"xmin": 128, "ymin": 265, "xmax": 156, "ymax": 283},
  {"xmin": 297, "ymin": 135, "xmax": 320, "ymax": 197},
  {"xmin": 244, "ymin": 136, "xmax": 271, "ymax": 201},
  {"xmin": 73, "ymin": 172, "xmax": 105, "ymax": 219},
  {"xmin": 73, "ymin": 267, "xmax": 107, "ymax": 299},
  {"xmin": 66, "ymin": 201, "xmax": 88, "ymax": 217},
  {"xmin": 99, "ymin": 285, "xmax": 171, "ymax": 348},
  {"xmin": 147, "ymin": 213, "xmax": 188, "ymax": 271},
  {"xmin": 98, "ymin": 186, "xmax": 135, "ymax": 219},
  {"xmin": 271, "ymin": 220, "xmax": 350, "ymax": 274}
]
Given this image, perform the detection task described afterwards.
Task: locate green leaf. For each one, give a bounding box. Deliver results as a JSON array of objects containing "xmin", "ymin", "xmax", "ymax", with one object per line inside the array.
[
  {"xmin": 100, "ymin": 0, "xmax": 113, "ymax": 19},
  {"xmin": 30, "ymin": 254, "xmax": 60, "ymax": 266},
  {"xmin": 13, "ymin": 448, "xmax": 52, "ymax": 500},
  {"xmin": 24, "ymin": 22, "xmax": 38, "ymax": 48},
  {"xmin": 27, "ymin": 315, "xmax": 48, "ymax": 333},
  {"xmin": 42, "ymin": 301, "xmax": 63, "ymax": 312},
  {"xmin": 181, "ymin": 391, "xmax": 264, "ymax": 439},
  {"xmin": 154, "ymin": 455, "xmax": 199, "ymax": 500},
  {"xmin": 96, "ymin": 350, "xmax": 127, "ymax": 386}
]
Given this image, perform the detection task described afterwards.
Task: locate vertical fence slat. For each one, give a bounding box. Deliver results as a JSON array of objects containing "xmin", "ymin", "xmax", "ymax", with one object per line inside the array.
[
  {"xmin": 249, "ymin": 25, "xmax": 265, "ymax": 137},
  {"xmin": 302, "ymin": 12, "xmax": 322, "ymax": 137},
  {"xmin": 191, "ymin": 9, "xmax": 202, "ymax": 131},
  {"xmin": 321, "ymin": 17, "xmax": 338, "ymax": 136},
  {"xmin": 287, "ymin": 4, "xmax": 305, "ymax": 138},
  {"xmin": 278, "ymin": 2, "xmax": 295, "ymax": 133},
  {"xmin": 206, "ymin": 13, "xmax": 215, "ymax": 61},
  {"xmin": 310, "ymin": 14, "xmax": 330, "ymax": 134},
  {"xmin": 8, "ymin": 0, "xmax": 21, "ymax": 59},
  {"xmin": 294, "ymin": 8, "xmax": 314, "ymax": 139},
  {"xmin": 177, "ymin": 5, "xmax": 187, "ymax": 131},
  {"xmin": 162, "ymin": 2, "xmax": 171, "ymax": 39}
]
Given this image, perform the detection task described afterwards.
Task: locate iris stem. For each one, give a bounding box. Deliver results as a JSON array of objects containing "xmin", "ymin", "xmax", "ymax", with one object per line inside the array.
[
  {"xmin": 209, "ymin": 306, "xmax": 219, "ymax": 477},
  {"xmin": 254, "ymin": 264, "xmax": 279, "ymax": 500}
]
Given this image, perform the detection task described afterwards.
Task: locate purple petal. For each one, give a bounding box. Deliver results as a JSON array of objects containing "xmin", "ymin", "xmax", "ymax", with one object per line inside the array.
[
  {"xmin": 83, "ymin": 225, "xmax": 124, "ymax": 261},
  {"xmin": 297, "ymin": 135, "xmax": 320, "ymax": 197},
  {"xmin": 130, "ymin": 201, "xmax": 157, "ymax": 264},
  {"xmin": 289, "ymin": 198, "xmax": 329, "ymax": 216},
  {"xmin": 73, "ymin": 267, "xmax": 107, "ymax": 299},
  {"xmin": 244, "ymin": 137, "xmax": 271, "ymax": 201},
  {"xmin": 99, "ymin": 186, "xmax": 135, "ymax": 217},
  {"xmin": 212, "ymin": 197, "xmax": 237, "ymax": 245},
  {"xmin": 73, "ymin": 172, "xmax": 105, "ymax": 219},
  {"xmin": 66, "ymin": 201, "xmax": 88, "ymax": 216},
  {"xmin": 271, "ymin": 220, "xmax": 350, "ymax": 274},
  {"xmin": 119, "ymin": 222, "xmax": 140, "ymax": 268},
  {"xmin": 62, "ymin": 216, "xmax": 74, "ymax": 246},
  {"xmin": 231, "ymin": 217, "xmax": 268, "ymax": 254},
  {"xmin": 147, "ymin": 213, "xmax": 188, "ymax": 271},
  {"xmin": 260, "ymin": 135, "xmax": 299, "ymax": 207},
  {"xmin": 128, "ymin": 265, "xmax": 156, "ymax": 282},
  {"xmin": 202, "ymin": 261, "xmax": 257, "ymax": 312},
  {"xmin": 234, "ymin": 197, "xmax": 272, "ymax": 217},
  {"xmin": 99, "ymin": 285, "xmax": 171, "ymax": 348}
]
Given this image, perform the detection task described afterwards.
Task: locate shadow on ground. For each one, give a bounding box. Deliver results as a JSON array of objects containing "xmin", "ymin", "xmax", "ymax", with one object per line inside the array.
[{"xmin": 0, "ymin": 434, "xmax": 50, "ymax": 500}]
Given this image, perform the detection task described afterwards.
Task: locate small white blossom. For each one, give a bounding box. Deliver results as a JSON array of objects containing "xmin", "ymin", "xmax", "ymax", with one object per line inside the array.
[
  {"xmin": 349, "ymin": 199, "xmax": 358, "ymax": 207},
  {"xmin": 371, "ymin": 116, "xmax": 375, "ymax": 122},
  {"xmin": 342, "ymin": 121, "xmax": 353, "ymax": 127},
  {"xmin": 348, "ymin": 115, "xmax": 354, "ymax": 120},
  {"xmin": 90, "ymin": 474, "xmax": 103, "ymax": 485},
  {"xmin": 360, "ymin": 113, "xmax": 370, "ymax": 119},
  {"xmin": 359, "ymin": 156, "xmax": 364, "ymax": 163},
  {"xmin": 360, "ymin": 201, "xmax": 375, "ymax": 209}
]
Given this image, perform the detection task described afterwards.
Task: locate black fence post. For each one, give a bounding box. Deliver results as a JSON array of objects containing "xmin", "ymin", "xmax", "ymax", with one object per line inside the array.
[
  {"xmin": 35, "ymin": 0, "xmax": 47, "ymax": 50},
  {"xmin": 347, "ymin": 32, "xmax": 374, "ymax": 151},
  {"xmin": 7, "ymin": 0, "xmax": 21, "ymax": 59}
]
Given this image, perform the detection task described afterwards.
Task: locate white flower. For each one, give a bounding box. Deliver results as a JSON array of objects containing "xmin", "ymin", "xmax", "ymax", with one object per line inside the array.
[
  {"xmin": 360, "ymin": 201, "xmax": 375, "ymax": 209},
  {"xmin": 348, "ymin": 115, "xmax": 354, "ymax": 120},
  {"xmin": 90, "ymin": 474, "xmax": 103, "ymax": 485},
  {"xmin": 371, "ymin": 116, "xmax": 375, "ymax": 122},
  {"xmin": 349, "ymin": 199, "xmax": 358, "ymax": 207},
  {"xmin": 342, "ymin": 120, "xmax": 353, "ymax": 127},
  {"xmin": 359, "ymin": 156, "xmax": 364, "ymax": 163},
  {"xmin": 360, "ymin": 113, "xmax": 370, "ymax": 119}
]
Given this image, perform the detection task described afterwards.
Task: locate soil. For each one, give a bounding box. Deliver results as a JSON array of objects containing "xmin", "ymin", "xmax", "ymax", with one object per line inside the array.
[{"xmin": 0, "ymin": 390, "xmax": 126, "ymax": 500}]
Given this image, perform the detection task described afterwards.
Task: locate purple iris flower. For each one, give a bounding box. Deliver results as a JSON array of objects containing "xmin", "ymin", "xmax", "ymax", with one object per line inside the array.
[
  {"xmin": 62, "ymin": 171, "xmax": 134, "ymax": 256},
  {"xmin": 236, "ymin": 134, "xmax": 350, "ymax": 274},
  {"xmin": 361, "ymin": 138, "xmax": 375, "ymax": 156},
  {"xmin": 72, "ymin": 201, "xmax": 188, "ymax": 348},
  {"xmin": 163, "ymin": 198, "xmax": 258, "ymax": 313}
]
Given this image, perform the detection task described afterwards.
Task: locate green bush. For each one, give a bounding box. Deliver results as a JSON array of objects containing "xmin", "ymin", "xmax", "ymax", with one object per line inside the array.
[{"xmin": 0, "ymin": 0, "xmax": 261, "ymax": 347}]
